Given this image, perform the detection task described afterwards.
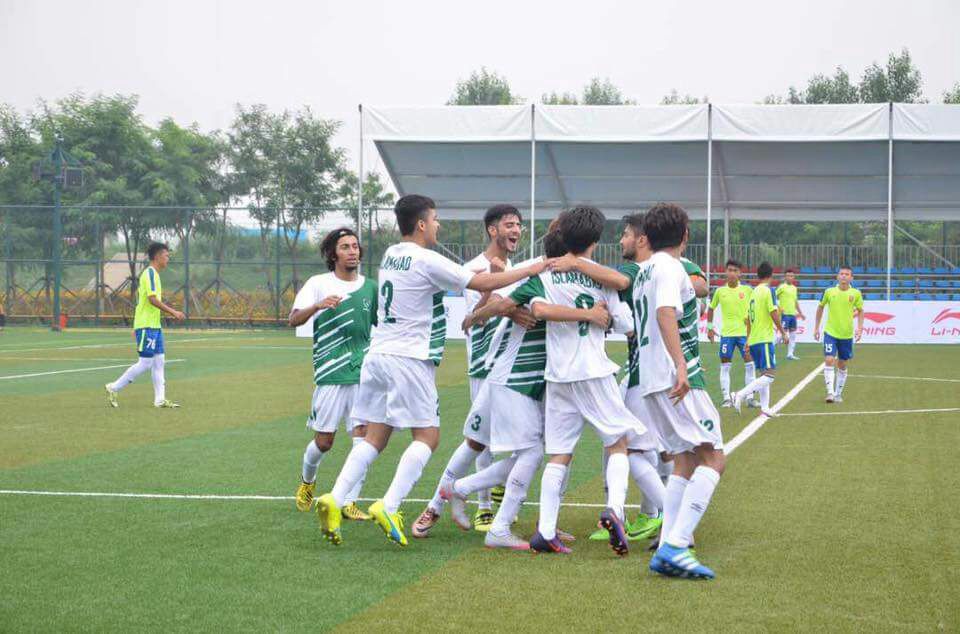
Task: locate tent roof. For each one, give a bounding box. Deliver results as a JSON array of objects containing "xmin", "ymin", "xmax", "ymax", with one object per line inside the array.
[{"xmin": 364, "ymin": 103, "xmax": 960, "ymax": 222}]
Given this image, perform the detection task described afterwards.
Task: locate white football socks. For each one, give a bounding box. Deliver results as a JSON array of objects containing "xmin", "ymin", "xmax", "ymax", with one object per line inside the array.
[
  {"xmin": 744, "ymin": 361, "xmax": 757, "ymax": 397},
  {"xmin": 760, "ymin": 377, "xmax": 774, "ymax": 410},
  {"xmin": 151, "ymin": 354, "xmax": 166, "ymax": 404},
  {"xmin": 667, "ymin": 466, "xmax": 721, "ymax": 548},
  {"xmin": 788, "ymin": 330, "xmax": 797, "ymax": 356},
  {"xmin": 331, "ymin": 440, "xmax": 379, "ymax": 507},
  {"xmin": 475, "ymin": 448, "xmax": 494, "ymax": 511},
  {"xmin": 660, "ymin": 475, "xmax": 690, "ymax": 547},
  {"xmin": 301, "ymin": 439, "xmax": 325, "ymax": 484},
  {"xmin": 383, "ymin": 441, "xmax": 433, "ymax": 514},
  {"xmin": 454, "ymin": 455, "xmax": 515, "ymax": 498},
  {"xmin": 824, "ymin": 366, "xmax": 836, "ymax": 395},
  {"xmin": 719, "ymin": 362, "xmax": 732, "ymax": 399},
  {"xmin": 108, "ymin": 357, "xmax": 153, "ymax": 392},
  {"xmin": 491, "ymin": 445, "xmax": 543, "ymax": 535},
  {"xmin": 537, "ymin": 463, "xmax": 567, "ymax": 540},
  {"xmin": 628, "ymin": 452, "xmax": 666, "ymax": 515},
  {"xmin": 344, "ymin": 436, "xmax": 367, "ymax": 505},
  {"xmin": 836, "ymin": 369, "xmax": 848, "ymax": 396},
  {"xmin": 428, "ymin": 441, "xmax": 480, "ymax": 513},
  {"xmin": 738, "ymin": 374, "xmax": 773, "ymax": 401},
  {"xmin": 605, "ymin": 453, "xmax": 629, "ymax": 522}
]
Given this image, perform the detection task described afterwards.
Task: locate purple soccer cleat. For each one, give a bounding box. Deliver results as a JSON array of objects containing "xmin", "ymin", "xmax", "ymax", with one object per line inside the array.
[
  {"xmin": 599, "ymin": 508, "xmax": 629, "ymax": 557},
  {"xmin": 529, "ymin": 530, "xmax": 572, "ymax": 554}
]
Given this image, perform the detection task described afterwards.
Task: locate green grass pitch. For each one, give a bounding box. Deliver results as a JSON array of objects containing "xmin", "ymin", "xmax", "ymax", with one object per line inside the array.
[{"xmin": 0, "ymin": 327, "xmax": 957, "ymax": 632}]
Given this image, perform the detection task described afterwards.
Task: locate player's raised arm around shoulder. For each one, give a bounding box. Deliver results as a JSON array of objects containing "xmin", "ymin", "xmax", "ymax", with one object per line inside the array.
[
  {"xmin": 529, "ymin": 299, "xmax": 611, "ymax": 330},
  {"xmin": 467, "ymin": 257, "xmax": 550, "ymax": 293},
  {"xmin": 464, "ymin": 293, "xmax": 513, "ymax": 330},
  {"xmin": 550, "ymin": 254, "xmax": 630, "ymax": 291}
]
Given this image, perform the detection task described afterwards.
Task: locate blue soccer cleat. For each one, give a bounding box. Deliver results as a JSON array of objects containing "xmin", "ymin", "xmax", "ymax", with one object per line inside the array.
[
  {"xmin": 529, "ymin": 530, "xmax": 572, "ymax": 554},
  {"xmin": 649, "ymin": 543, "xmax": 715, "ymax": 580}
]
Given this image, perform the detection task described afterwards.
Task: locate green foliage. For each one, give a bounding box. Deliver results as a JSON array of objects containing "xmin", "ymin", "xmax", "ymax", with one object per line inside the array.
[
  {"xmin": 541, "ymin": 91, "xmax": 579, "ymax": 105},
  {"xmin": 803, "ymin": 67, "xmax": 860, "ymax": 104},
  {"xmin": 859, "ymin": 49, "xmax": 924, "ymax": 103},
  {"xmin": 944, "ymin": 83, "xmax": 960, "ymax": 104},
  {"xmin": 447, "ymin": 68, "xmax": 520, "ymax": 105},
  {"xmin": 660, "ymin": 89, "xmax": 704, "ymax": 105},
  {"xmin": 581, "ymin": 77, "xmax": 635, "ymax": 105}
]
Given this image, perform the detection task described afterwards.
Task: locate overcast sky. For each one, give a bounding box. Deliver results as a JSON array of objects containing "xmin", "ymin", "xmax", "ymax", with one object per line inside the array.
[{"xmin": 2, "ymin": 0, "xmax": 957, "ymax": 179}]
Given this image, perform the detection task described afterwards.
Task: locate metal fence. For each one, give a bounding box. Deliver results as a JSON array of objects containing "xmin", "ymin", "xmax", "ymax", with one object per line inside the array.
[{"xmin": 2, "ymin": 204, "xmax": 957, "ymax": 328}]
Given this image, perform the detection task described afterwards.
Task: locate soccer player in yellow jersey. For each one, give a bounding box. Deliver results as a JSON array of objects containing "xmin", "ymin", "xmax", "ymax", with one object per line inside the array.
[
  {"xmin": 733, "ymin": 262, "xmax": 787, "ymax": 417},
  {"xmin": 814, "ymin": 266, "xmax": 864, "ymax": 403},
  {"xmin": 105, "ymin": 242, "xmax": 185, "ymax": 408},
  {"xmin": 706, "ymin": 260, "xmax": 757, "ymax": 407},
  {"xmin": 776, "ymin": 268, "xmax": 805, "ymax": 360}
]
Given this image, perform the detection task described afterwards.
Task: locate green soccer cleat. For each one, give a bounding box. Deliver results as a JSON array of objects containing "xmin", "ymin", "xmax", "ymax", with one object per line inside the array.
[
  {"xmin": 490, "ymin": 485, "xmax": 506, "ymax": 505},
  {"xmin": 104, "ymin": 384, "xmax": 119, "ymax": 408},
  {"xmin": 155, "ymin": 400, "xmax": 180, "ymax": 409},
  {"xmin": 588, "ymin": 524, "xmax": 610, "ymax": 541},
  {"xmin": 473, "ymin": 509, "xmax": 495, "ymax": 532},
  {"xmin": 369, "ymin": 499, "xmax": 408, "ymax": 547},
  {"xmin": 626, "ymin": 512, "xmax": 663, "ymax": 541}
]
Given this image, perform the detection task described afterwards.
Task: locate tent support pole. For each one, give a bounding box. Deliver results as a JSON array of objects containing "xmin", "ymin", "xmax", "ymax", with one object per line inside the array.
[
  {"xmin": 358, "ymin": 104, "xmax": 364, "ymax": 234},
  {"xmin": 529, "ymin": 104, "xmax": 536, "ymax": 260},
  {"xmin": 886, "ymin": 103, "xmax": 893, "ymax": 301},
  {"xmin": 705, "ymin": 103, "xmax": 713, "ymax": 284}
]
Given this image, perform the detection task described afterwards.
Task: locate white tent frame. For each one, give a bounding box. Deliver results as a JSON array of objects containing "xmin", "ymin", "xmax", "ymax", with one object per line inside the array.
[{"xmin": 358, "ymin": 103, "xmax": 960, "ymax": 300}]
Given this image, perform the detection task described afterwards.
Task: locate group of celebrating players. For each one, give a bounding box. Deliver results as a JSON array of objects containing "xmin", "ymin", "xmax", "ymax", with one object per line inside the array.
[{"xmin": 102, "ymin": 193, "xmax": 866, "ymax": 581}]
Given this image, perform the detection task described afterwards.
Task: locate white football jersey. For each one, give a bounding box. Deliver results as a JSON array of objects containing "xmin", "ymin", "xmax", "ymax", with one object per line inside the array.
[
  {"xmin": 512, "ymin": 257, "xmax": 623, "ymax": 383},
  {"xmin": 369, "ymin": 242, "xmax": 475, "ymax": 363},
  {"xmin": 463, "ymin": 252, "xmax": 512, "ymax": 378}
]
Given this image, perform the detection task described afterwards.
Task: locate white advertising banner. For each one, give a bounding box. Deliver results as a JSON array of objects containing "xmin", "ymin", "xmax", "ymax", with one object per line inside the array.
[{"xmin": 442, "ymin": 297, "xmax": 960, "ymax": 345}]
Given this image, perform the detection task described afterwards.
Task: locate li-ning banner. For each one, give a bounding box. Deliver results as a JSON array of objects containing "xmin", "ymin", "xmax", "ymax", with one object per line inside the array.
[{"xmin": 440, "ymin": 298, "xmax": 960, "ymax": 345}]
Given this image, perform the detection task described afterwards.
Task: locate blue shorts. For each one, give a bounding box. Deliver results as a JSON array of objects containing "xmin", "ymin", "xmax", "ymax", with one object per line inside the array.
[
  {"xmin": 823, "ymin": 333, "xmax": 853, "ymax": 361},
  {"xmin": 781, "ymin": 314, "xmax": 798, "ymax": 330},
  {"xmin": 749, "ymin": 342, "xmax": 776, "ymax": 371},
  {"xmin": 135, "ymin": 328, "xmax": 164, "ymax": 358},
  {"xmin": 719, "ymin": 336, "xmax": 748, "ymax": 360}
]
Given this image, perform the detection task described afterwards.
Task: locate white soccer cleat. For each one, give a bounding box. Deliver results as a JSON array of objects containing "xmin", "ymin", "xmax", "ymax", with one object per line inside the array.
[
  {"xmin": 720, "ymin": 398, "xmax": 733, "ymax": 408},
  {"xmin": 825, "ymin": 393, "xmax": 835, "ymax": 403},
  {"xmin": 484, "ymin": 531, "xmax": 530, "ymax": 550},
  {"xmin": 747, "ymin": 398, "xmax": 761, "ymax": 409},
  {"xmin": 732, "ymin": 391, "xmax": 743, "ymax": 414},
  {"xmin": 834, "ymin": 394, "xmax": 843, "ymax": 403},
  {"xmin": 439, "ymin": 483, "xmax": 472, "ymax": 531}
]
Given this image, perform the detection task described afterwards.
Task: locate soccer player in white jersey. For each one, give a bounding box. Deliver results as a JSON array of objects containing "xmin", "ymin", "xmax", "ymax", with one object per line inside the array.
[
  {"xmin": 313, "ymin": 195, "xmax": 549, "ymax": 547},
  {"xmin": 632, "ymin": 203, "xmax": 724, "ymax": 580},
  {"xmin": 415, "ymin": 204, "xmax": 526, "ymax": 536},
  {"xmin": 510, "ymin": 206, "xmax": 654, "ymax": 556},
  {"xmin": 289, "ymin": 228, "xmax": 378, "ymax": 521}
]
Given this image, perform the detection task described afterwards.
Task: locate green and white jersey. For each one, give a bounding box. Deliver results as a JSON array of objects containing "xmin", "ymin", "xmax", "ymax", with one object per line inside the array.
[
  {"xmin": 633, "ymin": 251, "xmax": 706, "ymax": 396},
  {"xmin": 476, "ymin": 257, "xmax": 548, "ymax": 400},
  {"xmin": 464, "ymin": 253, "xmax": 511, "ymax": 379},
  {"xmin": 512, "ymin": 257, "xmax": 623, "ymax": 383},
  {"xmin": 370, "ymin": 242, "xmax": 475, "ymax": 364},
  {"xmin": 293, "ymin": 273, "xmax": 378, "ymax": 386}
]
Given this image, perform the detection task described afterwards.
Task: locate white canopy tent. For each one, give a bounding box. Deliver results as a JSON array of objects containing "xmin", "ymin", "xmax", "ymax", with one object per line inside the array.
[{"xmin": 359, "ymin": 103, "xmax": 960, "ymax": 298}]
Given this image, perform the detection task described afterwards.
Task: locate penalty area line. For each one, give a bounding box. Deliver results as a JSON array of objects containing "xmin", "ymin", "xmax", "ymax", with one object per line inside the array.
[
  {"xmin": 782, "ymin": 407, "xmax": 960, "ymax": 418},
  {"xmin": 0, "ymin": 359, "xmax": 185, "ymax": 380},
  {"xmin": 724, "ymin": 362, "xmax": 825, "ymax": 455},
  {"xmin": 0, "ymin": 489, "xmax": 644, "ymax": 510}
]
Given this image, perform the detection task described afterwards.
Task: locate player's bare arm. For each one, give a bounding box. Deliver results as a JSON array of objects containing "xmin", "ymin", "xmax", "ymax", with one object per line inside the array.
[
  {"xmin": 657, "ymin": 306, "xmax": 690, "ymax": 404},
  {"xmin": 772, "ymin": 308, "xmax": 787, "ymax": 344},
  {"xmin": 288, "ymin": 296, "xmax": 342, "ymax": 327},
  {"xmin": 855, "ymin": 307, "xmax": 864, "ymax": 342},
  {"xmin": 467, "ymin": 258, "xmax": 551, "ymax": 293},
  {"xmin": 508, "ymin": 305, "xmax": 538, "ymax": 329},
  {"xmin": 464, "ymin": 293, "xmax": 515, "ymax": 329},
  {"xmin": 550, "ymin": 253, "xmax": 631, "ymax": 291},
  {"xmin": 690, "ymin": 274, "xmax": 709, "ymax": 298},
  {"xmin": 814, "ymin": 304, "xmax": 825, "ymax": 341},
  {"xmin": 148, "ymin": 294, "xmax": 185, "ymax": 320},
  {"xmin": 706, "ymin": 306, "xmax": 716, "ymax": 342},
  {"xmin": 530, "ymin": 300, "xmax": 611, "ymax": 329}
]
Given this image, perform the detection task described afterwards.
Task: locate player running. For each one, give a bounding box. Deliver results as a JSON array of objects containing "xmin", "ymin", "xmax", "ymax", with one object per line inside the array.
[
  {"xmin": 814, "ymin": 266, "xmax": 864, "ymax": 403},
  {"xmin": 777, "ymin": 267, "xmax": 805, "ymax": 360},
  {"xmin": 706, "ymin": 260, "xmax": 758, "ymax": 408},
  {"xmin": 313, "ymin": 194, "xmax": 549, "ymax": 547},
  {"xmin": 289, "ymin": 228, "xmax": 378, "ymax": 521},
  {"xmin": 105, "ymin": 242, "xmax": 184, "ymax": 408},
  {"xmin": 416, "ymin": 204, "xmax": 525, "ymax": 535},
  {"xmin": 733, "ymin": 262, "xmax": 788, "ymax": 418},
  {"xmin": 630, "ymin": 204, "xmax": 723, "ymax": 580}
]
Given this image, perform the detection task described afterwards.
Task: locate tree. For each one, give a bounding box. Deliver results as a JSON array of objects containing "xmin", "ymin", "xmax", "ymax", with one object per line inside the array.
[
  {"xmin": 859, "ymin": 49, "xmax": 924, "ymax": 103},
  {"xmin": 581, "ymin": 77, "xmax": 635, "ymax": 105},
  {"xmin": 448, "ymin": 68, "xmax": 520, "ymax": 105},
  {"xmin": 339, "ymin": 171, "xmax": 394, "ymax": 227},
  {"xmin": 660, "ymin": 89, "xmax": 704, "ymax": 105},
  {"xmin": 541, "ymin": 91, "xmax": 578, "ymax": 105},
  {"xmin": 802, "ymin": 67, "xmax": 860, "ymax": 104},
  {"xmin": 944, "ymin": 83, "xmax": 960, "ymax": 104}
]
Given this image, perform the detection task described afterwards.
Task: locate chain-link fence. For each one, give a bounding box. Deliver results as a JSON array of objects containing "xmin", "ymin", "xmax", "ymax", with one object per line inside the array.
[{"xmin": 2, "ymin": 204, "xmax": 957, "ymax": 328}]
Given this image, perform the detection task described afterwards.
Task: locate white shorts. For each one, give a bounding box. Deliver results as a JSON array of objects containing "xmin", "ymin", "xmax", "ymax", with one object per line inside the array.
[
  {"xmin": 620, "ymin": 379, "xmax": 665, "ymax": 453},
  {"xmin": 544, "ymin": 375, "xmax": 653, "ymax": 455},
  {"xmin": 640, "ymin": 388, "xmax": 723, "ymax": 455},
  {"xmin": 463, "ymin": 379, "xmax": 492, "ymax": 445},
  {"xmin": 351, "ymin": 353, "xmax": 439, "ymax": 428},
  {"xmin": 489, "ymin": 383, "xmax": 544, "ymax": 453},
  {"xmin": 469, "ymin": 376, "xmax": 485, "ymax": 400},
  {"xmin": 306, "ymin": 384, "xmax": 362, "ymax": 433}
]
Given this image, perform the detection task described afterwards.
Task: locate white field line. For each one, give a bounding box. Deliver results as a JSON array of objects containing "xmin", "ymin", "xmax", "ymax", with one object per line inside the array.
[
  {"xmin": 0, "ymin": 490, "xmax": 642, "ymax": 510},
  {"xmin": 0, "ymin": 337, "xmax": 225, "ymax": 355},
  {"xmin": 0, "ymin": 357, "xmax": 134, "ymax": 362},
  {"xmin": 849, "ymin": 374, "xmax": 960, "ymax": 384},
  {"xmin": 0, "ymin": 359, "xmax": 184, "ymax": 380},
  {"xmin": 783, "ymin": 407, "xmax": 960, "ymax": 418},
  {"xmin": 724, "ymin": 362, "xmax": 825, "ymax": 455}
]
